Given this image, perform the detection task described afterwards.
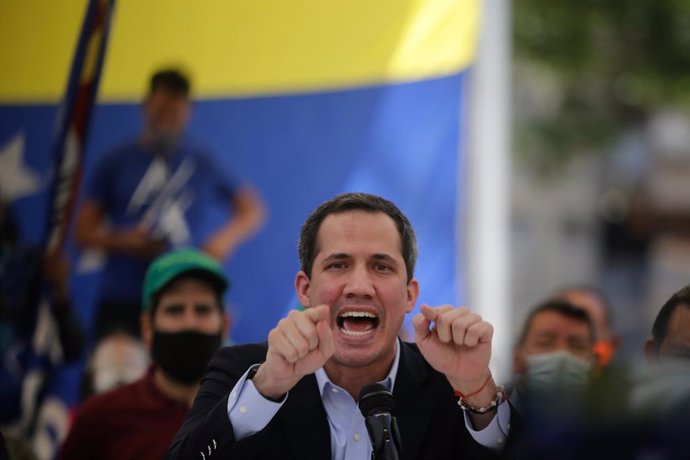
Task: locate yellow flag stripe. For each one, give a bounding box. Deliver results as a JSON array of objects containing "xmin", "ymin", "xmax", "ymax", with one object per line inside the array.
[
  {"xmin": 0, "ymin": 0, "xmax": 479, "ymax": 103},
  {"xmin": 0, "ymin": 0, "xmax": 87, "ymax": 102}
]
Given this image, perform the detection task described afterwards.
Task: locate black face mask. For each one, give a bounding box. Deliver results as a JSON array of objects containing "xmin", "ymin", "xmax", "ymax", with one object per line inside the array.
[{"xmin": 151, "ymin": 330, "xmax": 222, "ymax": 384}]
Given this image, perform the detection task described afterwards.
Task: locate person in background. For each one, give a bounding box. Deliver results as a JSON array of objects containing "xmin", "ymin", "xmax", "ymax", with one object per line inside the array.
[
  {"xmin": 79, "ymin": 330, "xmax": 150, "ymax": 400},
  {"xmin": 631, "ymin": 284, "xmax": 690, "ymax": 416},
  {"xmin": 1, "ymin": 199, "xmax": 83, "ymax": 460},
  {"xmin": 555, "ymin": 285, "xmax": 620, "ymax": 368},
  {"xmin": 506, "ymin": 299, "xmax": 635, "ymax": 459},
  {"xmin": 74, "ymin": 68, "xmax": 265, "ymax": 340},
  {"xmin": 510, "ymin": 299, "xmax": 597, "ymax": 407},
  {"xmin": 622, "ymin": 285, "xmax": 690, "ymax": 459},
  {"xmin": 57, "ymin": 248, "xmax": 229, "ymax": 460},
  {"xmin": 644, "ymin": 284, "xmax": 690, "ymax": 362}
]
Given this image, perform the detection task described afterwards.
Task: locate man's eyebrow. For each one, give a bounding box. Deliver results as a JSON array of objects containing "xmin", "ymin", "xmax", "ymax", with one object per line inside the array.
[
  {"xmin": 321, "ymin": 253, "xmax": 351, "ymax": 263},
  {"xmin": 566, "ymin": 334, "xmax": 588, "ymax": 340},
  {"xmin": 194, "ymin": 302, "xmax": 215, "ymax": 308},
  {"xmin": 372, "ymin": 253, "xmax": 397, "ymax": 264},
  {"xmin": 532, "ymin": 331, "xmax": 557, "ymax": 338},
  {"xmin": 566, "ymin": 337, "xmax": 589, "ymax": 346}
]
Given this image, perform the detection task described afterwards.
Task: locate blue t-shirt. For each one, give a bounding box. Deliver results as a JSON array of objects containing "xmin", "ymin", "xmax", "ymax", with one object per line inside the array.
[{"xmin": 84, "ymin": 139, "xmax": 240, "ymax": 304}]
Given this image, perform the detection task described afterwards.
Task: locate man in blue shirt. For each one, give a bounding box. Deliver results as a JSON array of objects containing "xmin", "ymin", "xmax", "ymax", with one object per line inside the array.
[
  {"xmin": 167, "ymin": 193, "xmax": 510, "ymax": 460},
  {"xmin": 74, "ymin": 69, "xmax": 265, "ymax": 339}
]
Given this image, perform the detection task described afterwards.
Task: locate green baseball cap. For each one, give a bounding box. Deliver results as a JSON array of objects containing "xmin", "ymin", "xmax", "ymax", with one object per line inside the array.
[{"xmin": 142, "ymin": 248, "xmax": 229, "ymax": 311}]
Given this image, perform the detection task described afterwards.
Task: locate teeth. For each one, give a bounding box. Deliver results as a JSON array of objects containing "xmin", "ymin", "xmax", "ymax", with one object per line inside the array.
[
  {"xmin": 339, "ymin": 311, "xmax": 377, "ymax": 318},
  {"xmin": 342, "ymin": 329, "xmax": 375, "ymax": 337},
  {"xmin": 338, "ymin": 311, "xmax": 378, "ymax": 336}
]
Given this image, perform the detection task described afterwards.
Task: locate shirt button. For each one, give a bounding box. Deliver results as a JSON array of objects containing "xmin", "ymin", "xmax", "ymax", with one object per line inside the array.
[
  {"xmin": 353, "ymin": 433, "xmax": 361, "ymax": 441},
  {"xmin": 497, "ymin": 436, "xmax": 505, "ymax": 444},
  {"xmin": 239, "ymin": 405, "xmax": 248, "ymax": 414},
  {"xmin": 331, "ymin": 388, "xmax": 338, "ymax": 393}
]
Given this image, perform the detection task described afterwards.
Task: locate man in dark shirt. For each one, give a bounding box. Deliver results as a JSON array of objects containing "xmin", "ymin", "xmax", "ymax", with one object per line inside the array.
[{"xmin": 57, "ymin": 248, "xmax": 229, "ymax": 460}]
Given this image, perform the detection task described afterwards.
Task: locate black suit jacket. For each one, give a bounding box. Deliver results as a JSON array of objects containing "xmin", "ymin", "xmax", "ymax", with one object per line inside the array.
[{"xmin": 166, "ymin": 342, "xmax": 504, "ymax": 460}]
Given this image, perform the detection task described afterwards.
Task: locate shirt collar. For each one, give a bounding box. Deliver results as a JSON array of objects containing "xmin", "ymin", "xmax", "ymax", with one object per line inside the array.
[{"xmin": 315, "ymin": 338, "xmax": 401, "ymax": 397}]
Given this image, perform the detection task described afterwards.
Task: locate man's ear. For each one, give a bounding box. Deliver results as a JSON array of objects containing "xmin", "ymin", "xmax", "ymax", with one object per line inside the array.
[
  {"xmin": 644, "ymin": 337, "xmax": 659, "ymax": 364},
  {"xmin": 405, "ymin": 278, "xmax": 420, "ymax": 313},
  {"xmin": 140, "ymin": 312, "xmax": 154, "ymax": 353},
  {"xmin": 295, "ymin": 271, "xmax": 311, "ymax": 308},
  {"xmin": 222, "ymin": 313, "xmax": 231, "ymax": 337}
]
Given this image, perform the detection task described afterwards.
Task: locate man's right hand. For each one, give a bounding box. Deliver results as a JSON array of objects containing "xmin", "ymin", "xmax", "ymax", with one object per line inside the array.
[
  {"xmin": 74, "ymin": 201, "xmax": 166, "ymax": 258},
  {"xmin": 115, "ymin": 226, "xmax": 167, "ymax": 258},
  {"xmin": 252, "ymin": 305, "xmax": 334, "ymax": 400}
]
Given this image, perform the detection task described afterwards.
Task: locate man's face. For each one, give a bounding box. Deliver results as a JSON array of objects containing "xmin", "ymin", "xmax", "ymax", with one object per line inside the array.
[
  {"xmin": 658, "ymin": 305, "xmax": 690, "ymax": 360},
  {"xmin": 515, "ymin": 310, "xmax": 594, "ymax": 373},
  {"xmin": 142, "ymin": 277, "xmax": 225, "ymax": 346},
  {"xmin": 143, "ymin": 87, "xmax": 190, "ymax": 141},
  {"xmin": 295, "ymin": 211, "xmax": 418, "ymax": 375}
]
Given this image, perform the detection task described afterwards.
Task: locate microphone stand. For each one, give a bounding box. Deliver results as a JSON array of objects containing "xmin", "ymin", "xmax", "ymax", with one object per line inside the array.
[
  {"xmin": 358, "ymin": 383, "xmax": 402, "ymax": 460},
  {"xmin": 365, "ymin": 412, "xmax": 401, "ymax": 460}
]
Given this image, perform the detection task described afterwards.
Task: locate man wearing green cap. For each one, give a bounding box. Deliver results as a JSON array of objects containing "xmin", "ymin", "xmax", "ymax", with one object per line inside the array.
[{"xmin": 57, "ymin": 248, "xmax": 229, "ymax": 460}]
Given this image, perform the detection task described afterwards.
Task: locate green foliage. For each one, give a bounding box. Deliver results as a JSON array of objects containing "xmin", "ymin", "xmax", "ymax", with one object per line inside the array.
[{"xmin": 513, "ymin": 0, "xmax": 690, "ymax": 169}]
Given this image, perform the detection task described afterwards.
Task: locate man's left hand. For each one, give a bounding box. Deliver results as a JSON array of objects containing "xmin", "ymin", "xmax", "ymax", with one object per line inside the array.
[{"xmin": 412, "ymin": 304, "xmax": 493, "ymax": 396}]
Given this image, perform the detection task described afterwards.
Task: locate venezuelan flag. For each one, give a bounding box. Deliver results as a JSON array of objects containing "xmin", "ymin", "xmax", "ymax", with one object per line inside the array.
[
  {"xmin": 3, "ymin": 0, "xmax": 480, "ymax": 335},
  {"xmin": 1, "ymin": 1, "xmax": 479, "ymax": 452}
]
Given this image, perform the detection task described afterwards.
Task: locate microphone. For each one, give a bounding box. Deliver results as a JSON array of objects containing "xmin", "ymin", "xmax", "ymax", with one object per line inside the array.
[{"xmin": 358, "ymin": 383, "xmax": 402, "ymax": 460}]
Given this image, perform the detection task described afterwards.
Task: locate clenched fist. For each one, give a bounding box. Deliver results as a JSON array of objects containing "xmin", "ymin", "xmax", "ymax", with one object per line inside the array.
[{"xmin": 252, "ymin": 305, "xmax": 335, "ymax": 399}]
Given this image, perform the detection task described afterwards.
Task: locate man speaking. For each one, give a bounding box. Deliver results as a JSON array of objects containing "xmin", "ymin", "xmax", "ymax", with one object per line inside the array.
[{"xmin": 167, "ymin": 193, "xmax": 510, "ymax": 459}]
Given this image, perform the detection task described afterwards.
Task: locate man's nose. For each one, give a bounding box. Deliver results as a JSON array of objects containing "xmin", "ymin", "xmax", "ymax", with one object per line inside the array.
[
  {"xmin": 181, "ymin": 306, "xmax": 201, "ymax": 328},
  {"xmin": 344, "ymin": 264, "xmax": 375, "ymax": 297}
]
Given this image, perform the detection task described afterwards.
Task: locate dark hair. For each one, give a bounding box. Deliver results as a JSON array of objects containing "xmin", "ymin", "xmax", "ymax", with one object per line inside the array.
[
  {"xmin": 150, "ymin": 68, "xmax": 190, "ymax": 97},
  {"xmin": 298, "ymin": 193, "xmax": 417, "ymax": 282},
  {"xmin": 651, "ymin": 285, "xmax": 690, "ymax": 350},
  {"xmin": 149, "ymin": 270, "xmax": 224, "ymax": 317},
  {"xmin": 555, "ymin": 284, "xmax": 614, "ymax": 329},
  {"xmin": 519, "ymin": 299, "xmax": 596, "ymax": 345}
]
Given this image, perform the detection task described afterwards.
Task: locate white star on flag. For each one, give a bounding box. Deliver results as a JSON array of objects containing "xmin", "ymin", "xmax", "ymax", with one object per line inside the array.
[{"xmin": 0, "ymin": 132, "xmax": 42, "ymax": 203}]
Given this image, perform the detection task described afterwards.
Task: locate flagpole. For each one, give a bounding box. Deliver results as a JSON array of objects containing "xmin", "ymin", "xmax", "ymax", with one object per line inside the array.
[
  {"xmin": 44, "ymin": 0, "xmax": 116, "ymax": 256},
  {"xmin": 465, "ymin": 0, "xmax": 512, "ymax": 383},
  {"xmin": 23, "ymin": 0, "xmax": 117, "ymax": 446}
]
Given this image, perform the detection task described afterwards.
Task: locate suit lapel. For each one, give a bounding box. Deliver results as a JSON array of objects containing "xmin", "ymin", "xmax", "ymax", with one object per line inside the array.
[
  {"xmin": 278, "ymin": 374, "xmax": 332, "ymax": 459},
  {"xmin": 393, "ymin": 343, "xmax": 436, "ymax": 460}
]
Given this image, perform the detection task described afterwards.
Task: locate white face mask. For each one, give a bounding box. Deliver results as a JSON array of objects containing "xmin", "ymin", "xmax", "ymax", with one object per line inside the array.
[
  {"xmin": 525, "ymin": 350, "xmax": 592, "ymax": 393},
  {"xmin": 629, "ymin": 358, "xmax": 690, "ymax": 416},
  {"xmin": 90, "ymin": 336, "xmax": 150, "ymax": 394}
]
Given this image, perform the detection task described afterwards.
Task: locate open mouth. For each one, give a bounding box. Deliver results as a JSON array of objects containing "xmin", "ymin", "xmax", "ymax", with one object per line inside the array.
[{"xmin": 336, "ymin": 311, "xmax": 380, "ymax": 337}]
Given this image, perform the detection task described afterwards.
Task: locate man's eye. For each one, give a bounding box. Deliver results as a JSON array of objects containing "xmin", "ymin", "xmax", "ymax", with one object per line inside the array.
[
  {"xmin": 195, "ymin": 305, "xmax": 214, "ymax": 315},
  {"xmin": 569, "ymin": 340, "xmax": 589, "ymax": 352},
  {"xmin": 328, "ymin": 262, "xmax": 346, "ymax": 270},
  {"xmin": 374, "ymin": 264, "xmax": 391, "ymax": 272},
  {"xmin": 162, "ymin": 305, "xmax": 184, "ymax": 315}
]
